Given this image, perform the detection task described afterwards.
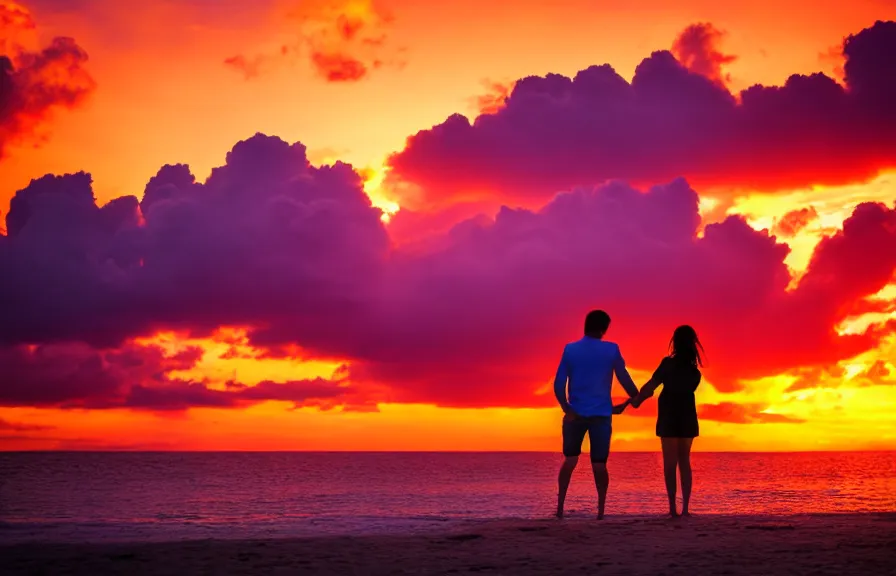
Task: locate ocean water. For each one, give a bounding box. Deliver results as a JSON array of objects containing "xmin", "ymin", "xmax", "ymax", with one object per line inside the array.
[{"xmin": 1, "ymin": 451, "xmax": 894, "ymax": 544}]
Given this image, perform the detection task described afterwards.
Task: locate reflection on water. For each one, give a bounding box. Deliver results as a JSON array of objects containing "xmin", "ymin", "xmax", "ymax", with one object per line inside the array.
[{"xmin": 1, "ymin": 451, "xmax": 894, "ymax": 543}]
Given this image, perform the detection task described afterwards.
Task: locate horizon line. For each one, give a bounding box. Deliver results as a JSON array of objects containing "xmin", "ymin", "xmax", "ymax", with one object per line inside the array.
[{"xmin": 2, "ymin": 449, "xmax": 895, "ymax": 454}]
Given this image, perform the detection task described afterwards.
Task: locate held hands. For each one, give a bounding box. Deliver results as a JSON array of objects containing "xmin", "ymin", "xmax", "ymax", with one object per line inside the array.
[
  {"xmin": 630, "ymin": 388, "xmax": 654, "ymax": 409},
  {"xmin": 614, "ymin": 388, "xmax": 653, "ymax": 414},
  {"xmin": 566, "ymin": 392, "xmax": 649, "ymax": 418}
]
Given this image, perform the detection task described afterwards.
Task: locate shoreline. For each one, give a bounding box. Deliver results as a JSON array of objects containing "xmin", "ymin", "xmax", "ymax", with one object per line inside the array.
[{"xmin": 3, "ymin": 513, "xmax": 895, "ymax": 575}]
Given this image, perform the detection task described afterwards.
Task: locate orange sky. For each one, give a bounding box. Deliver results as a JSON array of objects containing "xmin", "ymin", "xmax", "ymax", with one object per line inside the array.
[
  {"xmin": 6, "ymin": 0, "xmax": 895, "ymax": 206},
  {"xmin": 1, "ymin": 0, "xmax": 895, "ymax": 451}
]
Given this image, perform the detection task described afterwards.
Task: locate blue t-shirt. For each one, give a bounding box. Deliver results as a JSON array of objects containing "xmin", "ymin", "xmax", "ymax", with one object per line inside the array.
[{"xmin": 553, "ymin": 337, "xmax": 639, "ymax": 417}]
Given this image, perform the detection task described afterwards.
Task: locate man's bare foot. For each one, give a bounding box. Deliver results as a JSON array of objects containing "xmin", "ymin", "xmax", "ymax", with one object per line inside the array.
[
  {"xmin": 669, "ymin": 511, "xmax": 680, "ymax": 518},
  {"xmin": 555, "ymin": 508, "xmax": 564, "ymax": 519},
  {"xmin": 597, "ymin": 512, "xmax": 605, "ymax": 520},
  {"xmin": 682, "ymin": 511, "xmax": 693, "ymax": 517}
]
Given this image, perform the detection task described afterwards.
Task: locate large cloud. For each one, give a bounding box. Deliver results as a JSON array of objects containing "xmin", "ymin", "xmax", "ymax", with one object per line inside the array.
[
  {"xmin": 387, "ymin": 21, "xmax": 896, "ymax": 209},
  {"xmin": 2, "ymin": 132, "xmax": 895, "ymax": 411},
  {"xmin": 343, "ymin": 184, "xmax": 896, "ymax": 406},
  {"xmin": 0, "ymin": 134, "xmax": 389, "ymax": 347},
  {"xmin": 0, "ymin": 1, "xmax": 95, "ymax": 159}
]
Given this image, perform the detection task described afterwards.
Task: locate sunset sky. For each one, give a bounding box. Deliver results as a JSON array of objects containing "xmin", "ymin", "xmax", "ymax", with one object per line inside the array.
[{"xmin": 1, "ymin": 0, "xmax": 895, "ymax": 451}]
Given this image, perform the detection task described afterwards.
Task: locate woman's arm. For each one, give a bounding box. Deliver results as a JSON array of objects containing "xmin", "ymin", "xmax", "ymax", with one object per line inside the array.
[{"xmin": 631, "ymin": 358, "xmax": 668, "ymax": 407}]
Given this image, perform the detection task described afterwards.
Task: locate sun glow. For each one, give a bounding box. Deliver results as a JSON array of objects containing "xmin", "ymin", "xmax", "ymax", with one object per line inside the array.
[
  {"xmin": 134, "ymin": 329, "xmax": 344, "ymax": 385},
  {"xmin": 362, "ymin": 164, "xmax": 401, "ymax": 222}
]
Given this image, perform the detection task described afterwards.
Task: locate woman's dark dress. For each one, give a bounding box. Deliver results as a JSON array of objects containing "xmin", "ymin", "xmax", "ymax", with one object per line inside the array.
[{"xmin": 651, "ymin": 356, "xmax": 701, "ymax": 438}]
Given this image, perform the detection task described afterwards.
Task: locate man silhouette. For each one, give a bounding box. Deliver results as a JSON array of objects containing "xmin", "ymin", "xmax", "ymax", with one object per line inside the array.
[{"xmin": 554, "ymin": 310, "xmax": 639, "ymax": 519}]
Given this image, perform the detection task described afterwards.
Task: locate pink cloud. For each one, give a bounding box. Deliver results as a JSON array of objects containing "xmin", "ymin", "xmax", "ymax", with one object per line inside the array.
[
  {"xmin": 345, "ymin": 183, "xmax": 896, "ymax": 405},
  {"xmin": 773, "ymin": 207, "xmax": 819, "ymax": 237},
  {"xmin": 698, "ymin": 402, "xmax": 805, "ymax": 424},
  {"xmin": 223, "ymin": 54, "xmax": 266, "ymax": 80},
  {"xmin": 672, "ymin": 22, "xmax": 737, "ymax": 88},
  {"xmin": 225, "ymin": 0, "xmax": 400, "ymax": 82},
  {"xmin": 471, "ymin": 79, "xmax": 517, "ymax": 116},
  {"xmin": 0, "ymin": 340, "xmax": 364, "ymax": 411},
  {"xmin": 0, "ymin": 417, "xmax": 53, "ymax": 431},
  {"xmin": 387, "ymin": 21, "xmax": 896, "ymax": 210},
  {"xmin": 310, "ymin": 50, "xmax": 367, "ymax": 82},
  {"xmin": 1, "ymin": 2, "xmax": 95, "ymax": 159}
]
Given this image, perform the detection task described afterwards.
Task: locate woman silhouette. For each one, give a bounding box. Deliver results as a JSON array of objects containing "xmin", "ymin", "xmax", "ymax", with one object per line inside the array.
[{"xmin": 631, "ymin": 325, "xmax": 704, "ymax": 517}]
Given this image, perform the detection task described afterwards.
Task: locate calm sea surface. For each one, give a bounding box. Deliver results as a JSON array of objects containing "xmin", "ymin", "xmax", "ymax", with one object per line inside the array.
[{"xmin": 1, "ymin": 452, "xmax": 894, "ymax": 543}]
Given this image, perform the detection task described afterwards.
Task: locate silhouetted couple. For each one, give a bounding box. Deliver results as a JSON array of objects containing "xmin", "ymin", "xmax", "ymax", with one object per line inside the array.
[{"xmin": 553, "ymin": 310, "xmax": 704, "ymax": 519}]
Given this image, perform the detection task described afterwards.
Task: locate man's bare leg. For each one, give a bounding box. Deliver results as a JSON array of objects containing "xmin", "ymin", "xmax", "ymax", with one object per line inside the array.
[
  {"xmin": 678, "ymin": 438, "xmax": 694, "ymax": 516},
  {"xmin": 556, "ymin": 456, "xmax": 578, "ymax": 518},
  {"xmin": 591, "ymin": 462, "xmax": 609, "ymax": 519},
  {"xmin": 661, "ymin": 438, "xmax": 680, "ymax": 517}
]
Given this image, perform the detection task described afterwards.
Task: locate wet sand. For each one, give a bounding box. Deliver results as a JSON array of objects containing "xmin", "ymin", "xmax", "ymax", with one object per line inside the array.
[{"xmin": 3, "ymin": 513, "xmax": 895, "ymax": 575}]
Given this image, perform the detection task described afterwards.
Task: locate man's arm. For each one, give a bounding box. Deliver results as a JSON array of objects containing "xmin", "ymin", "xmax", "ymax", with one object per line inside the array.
[
  {"xmin": 612, "ymin": 398, "xmax": 632, "ymax": 414},
  {"xmin": 613, "ymin": 346, "xmax": 640, "ymax": 398},
  {"xmin": 553, "ymin": 346, "xmax": 573, "ymax": 413}
]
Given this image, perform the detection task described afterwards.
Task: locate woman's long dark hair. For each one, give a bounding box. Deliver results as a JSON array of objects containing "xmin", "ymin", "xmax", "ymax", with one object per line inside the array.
[{"xmin": 669, "ymin": 325, "xmax": 704, "ymax": 367}]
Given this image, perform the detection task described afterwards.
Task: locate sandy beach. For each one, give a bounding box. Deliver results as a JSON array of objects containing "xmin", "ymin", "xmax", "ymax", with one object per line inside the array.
[{"xmin": 3, "ymin": 513, "xmax": 895, "ymax": 575}]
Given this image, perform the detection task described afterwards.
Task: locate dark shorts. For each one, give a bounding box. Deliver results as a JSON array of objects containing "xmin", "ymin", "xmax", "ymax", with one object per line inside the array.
[{"xmin": 562, "ymin": 415, "xmax": 612, "ymax": 463}]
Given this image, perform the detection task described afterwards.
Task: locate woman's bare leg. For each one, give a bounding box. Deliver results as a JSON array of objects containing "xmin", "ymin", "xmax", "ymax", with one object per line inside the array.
[
  {"xmin": 678, "ymin": 438, "xmax": 694, "ymax": 516},
  {"xmin": 660, "ymin": 438, "xmax": 679, "ymax": 517}
]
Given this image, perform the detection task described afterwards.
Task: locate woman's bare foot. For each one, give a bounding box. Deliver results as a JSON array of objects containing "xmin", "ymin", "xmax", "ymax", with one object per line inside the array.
[
  {"xmin": 669, "ymin": 510, "xmax": 680, "ymax": 518},
  {"xmin": 682, "ymin": 511, "xmax": 693, "ymax": 517}
]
